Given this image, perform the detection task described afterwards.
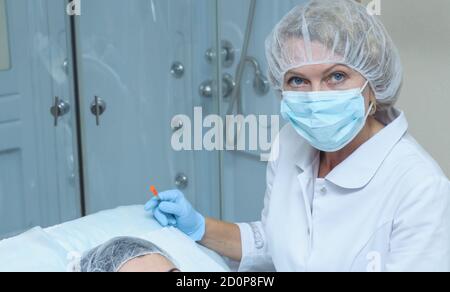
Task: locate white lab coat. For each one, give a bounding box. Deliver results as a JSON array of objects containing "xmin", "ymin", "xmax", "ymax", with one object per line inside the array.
[{"xmin": 238, "ymin": 108, "xmax": 450, "ymax": 272}]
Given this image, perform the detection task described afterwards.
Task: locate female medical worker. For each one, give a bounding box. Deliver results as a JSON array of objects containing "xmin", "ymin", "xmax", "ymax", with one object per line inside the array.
[{"xmin": 145, "ymin": 0, "xmax": 450, "ymax": 272}]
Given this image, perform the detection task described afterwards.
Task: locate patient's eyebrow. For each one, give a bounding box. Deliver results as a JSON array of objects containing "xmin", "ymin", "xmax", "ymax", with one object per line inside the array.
[{"xmin": 168, "ymin": 268, "xmax": 181, "ymax": 272}]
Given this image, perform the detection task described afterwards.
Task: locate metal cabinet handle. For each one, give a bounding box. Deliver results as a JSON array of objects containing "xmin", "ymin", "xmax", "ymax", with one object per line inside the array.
[
  {"xmin": 50, "ymin": 96, "xmax": 71, "ymax": 127},
  {"xmin": 199, "ymin": 73, "xmax": 236, "ymax": 98},
  {"xmin": 90, "ymin": 96, "xmax": 107, "ymax": 126},
  {"xmin": 175, "ymin": 173, "xmax": 189, "ymax": 190}
]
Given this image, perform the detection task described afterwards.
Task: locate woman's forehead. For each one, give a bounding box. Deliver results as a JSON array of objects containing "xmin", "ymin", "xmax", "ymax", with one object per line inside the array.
[{"xmin": 283, "ymin": 38, "xmax": 344, "ymax": 66}]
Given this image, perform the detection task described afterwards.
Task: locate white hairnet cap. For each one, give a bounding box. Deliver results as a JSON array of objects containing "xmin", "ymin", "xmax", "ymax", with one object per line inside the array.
[
  {"xmin": 79, "ymin": 237, "xmax": 175, "ymax": 272},
  {"xmin": 266, "ymin": 0, "xmax": 403, "ymax": 107}
]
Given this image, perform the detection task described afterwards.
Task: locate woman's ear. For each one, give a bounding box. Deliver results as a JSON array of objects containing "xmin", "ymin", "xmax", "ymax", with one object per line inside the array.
[{"xmin": 369, "ymin": 90, "xmax": 378, "ymax": 115}]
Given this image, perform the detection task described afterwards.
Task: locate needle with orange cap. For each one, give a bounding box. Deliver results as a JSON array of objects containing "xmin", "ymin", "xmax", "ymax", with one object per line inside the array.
[{"xmin": 150, "ymin": 185, "xmax": 159, "ymax": 198}]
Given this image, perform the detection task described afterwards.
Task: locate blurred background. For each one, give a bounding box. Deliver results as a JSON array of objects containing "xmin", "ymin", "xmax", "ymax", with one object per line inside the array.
[{"xmin": 0, "ymin": 0, "xmax": 448, "ymax": 239}]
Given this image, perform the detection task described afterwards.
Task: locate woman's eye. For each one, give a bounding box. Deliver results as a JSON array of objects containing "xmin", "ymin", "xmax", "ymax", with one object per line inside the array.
[
  {"xmin": 329, "ymin": 72, "xmax": 346, "ymax": 84},
  {"xmin": 288, "ymin": 77, "xmax": 306, "ymax": 87}
]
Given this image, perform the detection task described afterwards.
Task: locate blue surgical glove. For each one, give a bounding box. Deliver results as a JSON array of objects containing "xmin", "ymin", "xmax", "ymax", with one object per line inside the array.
[
  {"xmin": 146, "ymin": 198, "xmax": 177, "ymax": 227},
  {"xmin": 144, "ymin": 190, "xmax": 206, "ymax": 242}
]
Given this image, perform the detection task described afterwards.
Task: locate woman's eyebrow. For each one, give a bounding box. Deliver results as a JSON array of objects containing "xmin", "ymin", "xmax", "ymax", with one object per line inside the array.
[
  {"xmin": 323, "ymin": 64, "xmax": 347, "ymax": 76},
  {"xmin": 285, "ymin": 70, "xmax": 307, "ymax": 78},
  {"xmin": 285, "ymin": 64, "xmax": 347, "ymax": 78}
]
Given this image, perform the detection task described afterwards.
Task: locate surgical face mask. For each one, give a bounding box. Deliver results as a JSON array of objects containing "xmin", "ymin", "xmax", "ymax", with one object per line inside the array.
[{"xmin": 281, "ymin": 81, "xmax": 373, "ymax": 152}]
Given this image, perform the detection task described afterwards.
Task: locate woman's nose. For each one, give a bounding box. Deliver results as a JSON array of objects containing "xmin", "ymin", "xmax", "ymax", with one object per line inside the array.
[{"xmin": 311, "ymin": 82, "xmax": 328, "ymax": 92}]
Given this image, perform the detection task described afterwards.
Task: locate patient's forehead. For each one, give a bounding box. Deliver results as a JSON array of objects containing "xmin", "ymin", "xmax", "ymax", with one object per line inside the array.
[{"xmin": 118, "ymin": 253, "xmax": 177, "ymax": 272}]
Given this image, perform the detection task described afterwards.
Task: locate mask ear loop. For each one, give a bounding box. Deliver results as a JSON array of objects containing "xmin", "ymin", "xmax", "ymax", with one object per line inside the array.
[
  {"xmin": 360, "ymin": 80, "xmax": 370, "ymax": 94},
  {"xmin": 365, "ymin": 102, "xmax": 375, "ymax": 120},
  {"xmin": 361, "ymin": 80, "xmax": 377, "ymax": 116}
]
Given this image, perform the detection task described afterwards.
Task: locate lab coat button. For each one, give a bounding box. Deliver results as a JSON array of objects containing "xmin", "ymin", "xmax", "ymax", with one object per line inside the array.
[{"xmin": 320, "ymin": 187, "xmax": 327, "ymax": 195}]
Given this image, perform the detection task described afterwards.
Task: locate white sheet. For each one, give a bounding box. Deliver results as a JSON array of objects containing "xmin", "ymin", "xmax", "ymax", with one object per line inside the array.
[
  {"xmin": 0, "ymin": 205, "xmax": 230, "ymax": 272},
  {"xmin": 0, "ymin": 227, "xmax": 68, "ymax": 272}
]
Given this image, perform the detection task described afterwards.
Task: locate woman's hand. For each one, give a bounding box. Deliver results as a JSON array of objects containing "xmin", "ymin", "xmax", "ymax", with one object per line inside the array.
[{"xmin": 145, "ymin": 190, "xmax": 206, "ymax": 242}]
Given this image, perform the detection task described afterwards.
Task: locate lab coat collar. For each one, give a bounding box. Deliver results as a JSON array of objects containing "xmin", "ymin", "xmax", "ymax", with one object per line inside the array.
[{"xmin": 295, "ymin": 108, "xmax": 408, "ymax": 189}]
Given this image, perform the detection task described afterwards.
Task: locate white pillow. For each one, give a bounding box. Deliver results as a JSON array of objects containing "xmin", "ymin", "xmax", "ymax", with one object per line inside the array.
[
  {"xmin": 46, "ymin": 205, "xmax": 162, "ymax": 253},
  {"xmin": 0, "ymin": 227, "xmax": 68, "ymax": 272},
  {"xmin": 46, "ymin": 205, "xmax": 231, "ymax": 272}
]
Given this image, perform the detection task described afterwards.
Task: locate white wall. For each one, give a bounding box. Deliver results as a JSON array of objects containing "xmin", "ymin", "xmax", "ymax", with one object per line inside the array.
[{"xmin": 363, "ymin": 0, "xmax": 450, "ymax": 177}]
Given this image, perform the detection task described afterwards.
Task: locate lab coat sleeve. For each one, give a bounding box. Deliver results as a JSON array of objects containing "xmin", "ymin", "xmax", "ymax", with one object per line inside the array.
[
  {"xmin": 386, "ymin": 176, "xmax": 450, "ymax": 272},
  {"xmin": 236, "ymin": 222, "xmax": 275, "ymax": 272},
  {"xmin": 237, "ymin": 141, "xmax": 280, "ymax": 272}
]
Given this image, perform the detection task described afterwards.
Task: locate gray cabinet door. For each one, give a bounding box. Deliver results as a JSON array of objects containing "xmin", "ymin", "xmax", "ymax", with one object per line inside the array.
[
  {"xmin": 0, "ymin": 0, "xmax": 81, "ymax": 238},
  {"xmin": 76, "ymin": 0, "xmax": 221, "ymax": 217}
]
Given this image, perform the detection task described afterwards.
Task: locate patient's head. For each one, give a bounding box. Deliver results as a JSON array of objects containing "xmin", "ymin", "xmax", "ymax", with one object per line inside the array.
[{"xmin": 79, "ymin": 237, "xmax": 179, "ymax": 272}]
